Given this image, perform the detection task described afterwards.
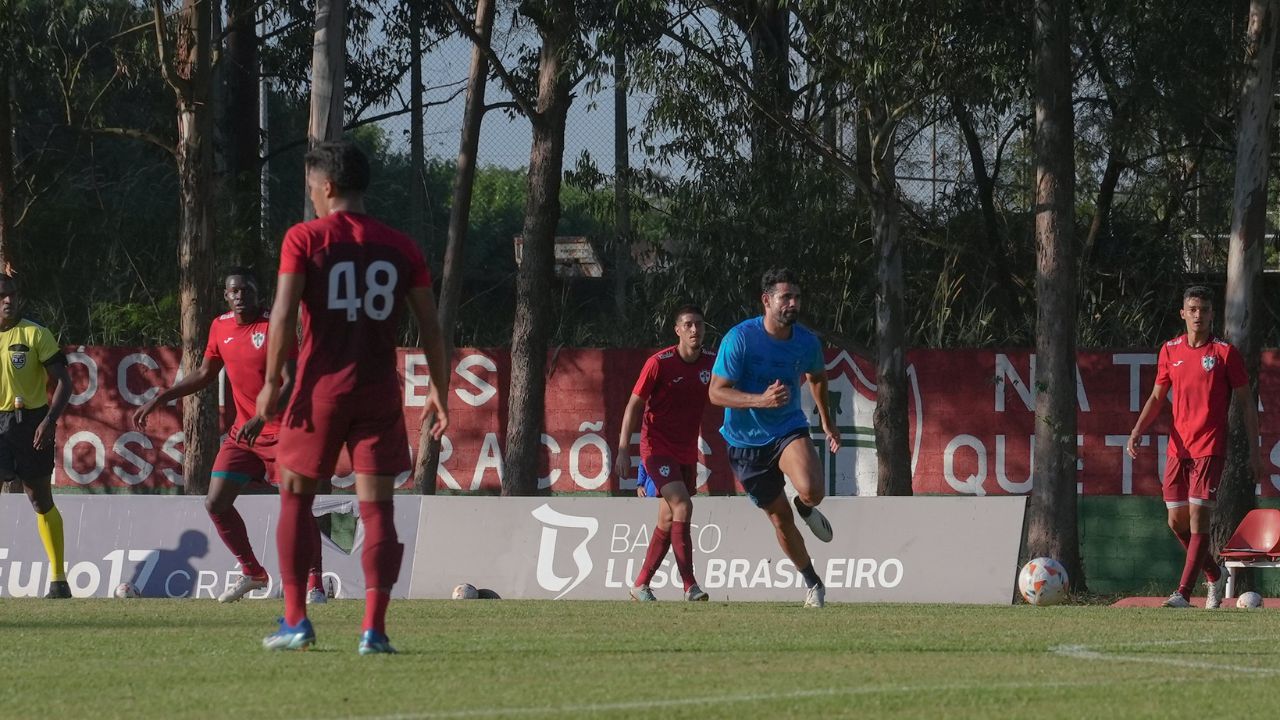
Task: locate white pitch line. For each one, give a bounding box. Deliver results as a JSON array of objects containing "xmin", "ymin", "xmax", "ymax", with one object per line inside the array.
[
  {"xmin": 340, "ymin": 677, "xmax": 1182, "ymax": 720},
  {"xmin": 1051, "ymin": 643, "xmax": 1280, "ymax": 676}
]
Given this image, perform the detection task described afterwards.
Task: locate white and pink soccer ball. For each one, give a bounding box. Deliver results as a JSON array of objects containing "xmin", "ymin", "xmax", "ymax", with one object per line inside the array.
[
  {"xmin": 113, "ymin": 582, "xmax": 139, "ymax": 599},
  {"xmin": 452, "ymin": 583, "xmax": 479, "ymax": 600},
  {"xmin": 1237, "ymin": 591, "xmax": 1263, "ymax": 609},
  {"xmin": 1018, "ymin": 557, "xmax": 1069, "ymax": 606}
]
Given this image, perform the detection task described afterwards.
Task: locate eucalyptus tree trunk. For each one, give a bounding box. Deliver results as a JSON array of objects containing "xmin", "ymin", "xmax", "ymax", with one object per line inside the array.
[
  {"xmin": 0, "ymin": 59, "xmax": 14, "ymax": 275},
  {"xmin": 415, "ymin": 0, "xmax": 494, "ymax": 494},
  {"xmin": 1025, "ymin": 0, "xmax": 1082, "ymax": 589},
  {"xmin": 409, "ymin": 0, "xmax": 425, "ymax": 245},
  {"xmin": 1214, "ymin": 0, "xmax": 1278, "ymax": 562},
  {"xmin": 612, "ymin": 21, "xmax": 632, "ymax": 325},
  {"xmin": 502, "ymin": 1, "xmax": 575, "ymax": 496},
  {"xmin": 860, "ymin": 110, "xmax": 911, "ymax": 497},
  {"xmin": 303, "ymin": 0, "xmax": 345, "ymax": 220},
  {"xmin": 166, "ymin": 0, "xmax": 219, "ymax": 494},
  {"xmin": 224, "ymin": 0, "xmax": 259, "ymax": 265}
]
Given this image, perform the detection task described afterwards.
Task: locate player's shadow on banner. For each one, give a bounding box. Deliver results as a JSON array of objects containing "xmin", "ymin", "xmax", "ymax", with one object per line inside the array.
[{"xmin": 129, "ymin": 529, "xmax": 209, "ymax": 598}]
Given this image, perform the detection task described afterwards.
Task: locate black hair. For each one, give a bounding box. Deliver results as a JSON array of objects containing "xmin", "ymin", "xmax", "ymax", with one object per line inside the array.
[
  {"xmin": 224, "ymin": 266, "xmax": 259, "ymax": 288},
  {"xmin": 303, "ymin": 140, "xmax": 371, "ymax": 193},
  {"xmin": 1183, "ymin": 285, "xmax": 1213, "ymax": 306},
  {"xmin": 673, "ymin": 304, "xmax": 704, "ymax": 323},
  {"xmin": 761, "ymin": 267, "xmax": 800, "ymax": 294}
]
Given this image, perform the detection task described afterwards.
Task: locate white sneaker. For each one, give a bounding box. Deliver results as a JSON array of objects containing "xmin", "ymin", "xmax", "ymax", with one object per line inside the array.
[
  {"xmin": 804, "ymin": 585, "xmax": 826, "ymax": 608},
  {"xmin": 684, "ymin": 584, "xmax": 709, "ymax": 602},
  {"xmin": 1161, "ymin": 592, "xmax": 1191, "ymax": 608},
  {"xmin": 795, "ymin": 499, "xmax": 833, "ymax": 543},
  {"xmin": 1204, "ymin": 565, "xmax": 1227, "ymax": 609},
  {"xmin": 218, "ymin": 573, "xmax": 269, "ymax": 603},
  {"xmin": 306, "ymin": 588, "xmax": 328, "ymax": 605},
  {"xmin": 630, "ymin": 585, "xmax": 657, "ymax": 602}
]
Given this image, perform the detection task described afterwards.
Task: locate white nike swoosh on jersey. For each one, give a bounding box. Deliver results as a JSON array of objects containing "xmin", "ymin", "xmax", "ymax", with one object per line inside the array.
[
  {"xmin": 224, "ymin": 337, "xmax": 233, "ymax": 344},
  {"xmin": 1171, "ymin": 361, "xmax": 1183, "ymax": 366},
  {"xmin": 672, "ymin": 377, "xmax": 683, "ymax": 383}
]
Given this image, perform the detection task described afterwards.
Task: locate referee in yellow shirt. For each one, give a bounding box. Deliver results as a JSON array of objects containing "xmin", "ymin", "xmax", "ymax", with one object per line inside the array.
[{"xmin": 0, "ymin": 274, "xmax": 72, "ymax": 598}]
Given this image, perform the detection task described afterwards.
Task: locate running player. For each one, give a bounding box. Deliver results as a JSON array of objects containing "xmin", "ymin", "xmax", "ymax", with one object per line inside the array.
[
  {"xmin": 257, "ymin": 140, "xmax": 450, "ymax": 653},
  {"xmin": 709, "ymin": 268, "xmax": 839, "ymax": 608},
  {"xmin": 614, "ymin": 305, "xmax": 715, "ymax": 602},
  {"xmin": 134, "ymin": 269, "xmax": 326, "ymax": 602},
  {"xmin": 1126, "ymin": 286, "xmax": 1264, "ymax": 608}
]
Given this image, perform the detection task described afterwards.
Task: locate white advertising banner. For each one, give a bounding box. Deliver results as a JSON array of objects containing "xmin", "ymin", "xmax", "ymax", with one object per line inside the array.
[
  {"xmin": 0, "ymin": 495, "xmax": 420, "ymax": 599},
  {"xmin": 408, "ymin": 496, "xmax": 1027, "ymax": 604}
]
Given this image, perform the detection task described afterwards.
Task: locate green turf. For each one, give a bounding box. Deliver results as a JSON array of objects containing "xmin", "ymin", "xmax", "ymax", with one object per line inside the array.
[{"xmin": 2, "ymin": 598, "xmax": 1278, "ymax": 719}]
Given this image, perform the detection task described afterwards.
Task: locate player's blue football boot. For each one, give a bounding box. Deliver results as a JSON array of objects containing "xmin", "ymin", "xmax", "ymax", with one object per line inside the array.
[
  {"xmin": 262, "ymin": 617, "xmax": 316, "ymax": 651},
  {"xmin": 358, "ymin": 629, "xmax": 397, "ymax": 655}
]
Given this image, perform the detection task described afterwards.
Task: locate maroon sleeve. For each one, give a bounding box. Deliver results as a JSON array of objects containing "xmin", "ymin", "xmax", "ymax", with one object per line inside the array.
[
  {"xmin": 1225, "ymin": 344, "xmax": 1248, "ymax": 389},
  {"xmin": 403, "ymin": 237, "xmax": 432, "ymax": 288},
  {"xmin": 631, "ymin": 356, "xmax": 660, "ymax": 399},
  {"xmin": 278, "ymin": 224, "xmax": 310, "ymax": 275}
]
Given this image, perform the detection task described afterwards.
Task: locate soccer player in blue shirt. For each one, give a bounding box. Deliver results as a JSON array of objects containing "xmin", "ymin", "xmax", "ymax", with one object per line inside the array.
[{"xmin": 709, "ymin": 268, "xmax": 839, "ymax": 607}]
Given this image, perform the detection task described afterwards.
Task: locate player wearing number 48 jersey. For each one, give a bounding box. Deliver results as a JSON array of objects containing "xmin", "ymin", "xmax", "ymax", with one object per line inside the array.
[{"xmin": 257, "ymin": 141, "xmax": 450, "ymax": 654}]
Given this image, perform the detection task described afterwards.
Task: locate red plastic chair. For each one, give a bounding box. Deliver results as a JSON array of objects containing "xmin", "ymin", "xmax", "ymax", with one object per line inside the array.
[{"xmin": 1220, "ymin": 509, "xmax": 1280, "ymax": 560}]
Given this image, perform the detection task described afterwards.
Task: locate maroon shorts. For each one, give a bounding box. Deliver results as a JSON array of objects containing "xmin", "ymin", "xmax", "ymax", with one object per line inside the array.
[
  {"xmin": 278, "ymin": 395, "xmax": 410, "ymax": 480},
  {"xmin": 1162, "ymin": 455, "xmax": 1225, "ymax": 507},
  {"xmin": 211, "ymin": 432, "xmax": 278, "ymax": 485},
  {"xmin": 641, "ymin": 455, "xmax": 697, "ymax": 496}
]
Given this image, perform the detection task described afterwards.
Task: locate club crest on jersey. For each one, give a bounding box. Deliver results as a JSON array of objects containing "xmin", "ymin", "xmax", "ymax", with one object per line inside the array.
[
  {"xmin": 9, "ymin": 351, "xmax": 25, "ymax": 370},
  {"xmin": 1202, "ymin": 355, "xmax": 1216, "ymax": 372},
  {"xmin": 252, "ymin": 331, "xmax": 265, "ymax": 349},
  {"xmin": 699, "ymin": 370, "xmax": 711, "ymax": 384},
  {"xmin": 660, "ymin": 465, "xmax": 671, "ymax": 477}
]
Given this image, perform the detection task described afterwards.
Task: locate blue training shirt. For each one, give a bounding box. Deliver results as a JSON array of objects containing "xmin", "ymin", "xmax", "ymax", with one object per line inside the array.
[{"xmin": 712, "ymin": 316, "xmax": 825, "ymax": 448}]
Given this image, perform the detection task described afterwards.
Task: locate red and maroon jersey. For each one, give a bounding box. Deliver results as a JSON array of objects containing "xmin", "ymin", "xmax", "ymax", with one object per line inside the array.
[
  {"xmin": 278, "ymin": 211, "xmax": 431, "ymax": 403},
  {"xmin": 204, "ymin": 310, "xmax": 294, "ymax": 434},
  {"xmin": 1154, "ymin": 334, "xmax": 1248, "ymax": 459},
  {"xmin": 632, "ymin": 345, "xmax": 716, "ymax": 464}
]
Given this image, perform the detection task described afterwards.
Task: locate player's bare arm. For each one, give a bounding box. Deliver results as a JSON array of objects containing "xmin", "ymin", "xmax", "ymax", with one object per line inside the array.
[
  {"xmin": 406, "ymin": 285, "xmax": 450, "ymax": 439},
  {"xmin": 257, "ymin": 272, "xmax": 304, "ymax": 421},
  {"xmin": 1126, "ymin": 382, "xmax": 1167, "ymax": 459},
  {"xmin": 239, "ymin": 358, "xmax": 295, "ymax": 446},
  {"xmin": 615, "ymin": 393, "xmax": 645, "ymax": 489},
  {"xmin": 807, "ymin": 369, "xmax": 839, "ymax": 454},
  {"xmin": 133, "ymin": 356, "xmax": 224, "ymax": 431},
  {"xmin": 708, "ymin": 374, "xmax": 788, "ymax": 409},
  {"xmin": 34, "ymin": 356, "xmax": 71, "ymax": 451},
  {"xmin": 1235, "ymin": 384, "xmax": 1266, "ymax": 480}
]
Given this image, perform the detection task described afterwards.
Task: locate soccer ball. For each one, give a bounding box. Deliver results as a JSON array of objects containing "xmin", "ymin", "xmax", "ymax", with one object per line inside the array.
[
  {"xmin": 113, "ymin": 582, "xmax": 139, "ymax": 599},
  {"xmin": 1237, "ymin": 591, "xmax": 1263, "ymax": 609},
  {"xmin": 1017, "ymin": 557, "xmax": 1068, "ymax": 606},
  {"xmin": 452, "ymin": 583, "xmax": 478, "ymax": 600}
]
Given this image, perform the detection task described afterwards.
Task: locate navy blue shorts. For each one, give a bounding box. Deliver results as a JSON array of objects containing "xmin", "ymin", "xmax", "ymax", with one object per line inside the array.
[{"xmin": 727, "ymin": 427, "xmax": 810, "ymax": 508}]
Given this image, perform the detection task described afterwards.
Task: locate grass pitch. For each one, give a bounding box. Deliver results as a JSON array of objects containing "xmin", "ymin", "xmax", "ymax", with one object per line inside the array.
[{"xmin": 3, "ymin": 597, "xmax": 1279, "ymax": 719}]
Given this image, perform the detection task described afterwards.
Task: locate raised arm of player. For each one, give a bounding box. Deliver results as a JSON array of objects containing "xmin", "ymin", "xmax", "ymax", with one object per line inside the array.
[
  {"xmin": 615, "ymin": 393, "xmax": 645, "ymax": 489},
  {"xmin": 1126, "ymin": 382, "xmax": 1168, "ymax": 459},
  {"xmin": 257, "ymin": 272, "xmax": 304, "ymax": 421},
  {"xmin": 406, "ymin": 285, "xmax": 450, "ymax": 440},
  {"xmin": 132, "ymin": 355, "xmax": 224, "ymax": 431},
  {"xmin": 807, "ymin": 369, "xmax": 839, "ymax": 454},
  {"xmin": 1235, "ymin": 384, "xmax": 1266, "ymax": 481}
]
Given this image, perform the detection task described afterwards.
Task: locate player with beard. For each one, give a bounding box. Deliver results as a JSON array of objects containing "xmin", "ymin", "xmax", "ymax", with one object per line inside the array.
[
  {"xmin": 708, "ymin": 268, "xmax": 839, "ymax": 608},
  {"xmin": 615, "ymin": 305, "xmax": 716, "ymax": 602}
]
